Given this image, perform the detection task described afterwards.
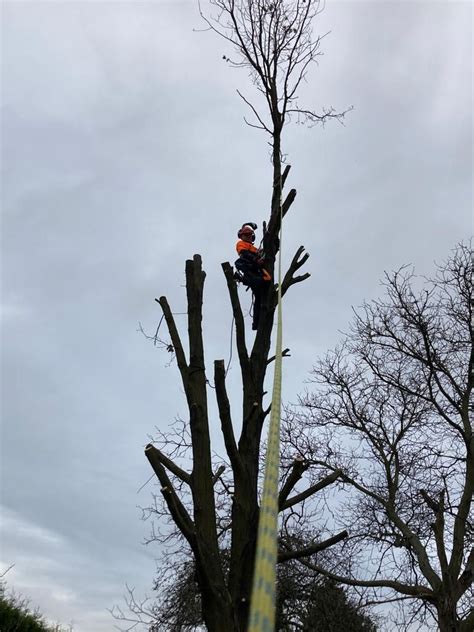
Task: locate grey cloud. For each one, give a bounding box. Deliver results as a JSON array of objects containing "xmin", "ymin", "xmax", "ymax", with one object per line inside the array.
[{"xmin": 1, "ymin": 1, "xmax": 471, "ymax": 630}]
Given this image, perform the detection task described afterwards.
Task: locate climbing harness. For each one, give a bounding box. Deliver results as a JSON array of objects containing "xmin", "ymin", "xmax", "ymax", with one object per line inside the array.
[
  {"xmin": 248, "ymin": 177, "xmax": 284, "ymax": 632},
  {"xmin": 235, "ymin": 223, "xmax": 272, "ymax": 331}
]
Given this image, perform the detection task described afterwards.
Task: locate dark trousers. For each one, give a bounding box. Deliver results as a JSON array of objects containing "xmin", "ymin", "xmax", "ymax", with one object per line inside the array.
[
  {"xmin": 235, "ymin": 260, "xmax": 269, "ymax": 330},
  {"xmin": 246, "ymin": 276, "xmax": 268, "ymax": 330}
]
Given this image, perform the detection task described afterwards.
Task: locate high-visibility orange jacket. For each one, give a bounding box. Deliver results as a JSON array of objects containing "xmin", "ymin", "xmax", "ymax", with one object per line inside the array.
[{"xmin": 236, "ymin": 240, "xmax": 259, "ymax": 256}]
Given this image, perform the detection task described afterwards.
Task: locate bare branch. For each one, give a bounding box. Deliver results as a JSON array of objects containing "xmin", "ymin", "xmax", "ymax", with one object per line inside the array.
[
  {"xmin": 0, "ymin": 564, "xmax": 14, "ymax": 578},
  {"xmin": 281, "ymin": 469, "xmax": 342, "ymax": 510},
  {"xmin": 237, "ymin": 89, "xmax": 272, "ymax": 133},
  {"xmin": 278, "ymin": 530, "xmax": 348, "ymax": 562},
  {"xmin": 299, "ymin": 558, "xmax": 434, "ymax": 599}
]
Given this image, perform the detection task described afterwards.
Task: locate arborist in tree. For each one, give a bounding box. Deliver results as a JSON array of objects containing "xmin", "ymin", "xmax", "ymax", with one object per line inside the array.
[{"xmin": 234, "ymin": 223, "xmax": 271, "ymax": 330}]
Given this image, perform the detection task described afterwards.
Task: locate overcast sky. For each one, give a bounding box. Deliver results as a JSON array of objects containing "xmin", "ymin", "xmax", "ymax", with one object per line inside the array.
[{"xmin": 1, "ymin": 1, "xmax": 472, "ymax": 630}]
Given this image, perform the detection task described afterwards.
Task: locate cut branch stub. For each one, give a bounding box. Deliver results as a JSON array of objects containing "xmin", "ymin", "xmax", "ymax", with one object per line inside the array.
[
  {"xmin": 221, "ymin": 262, "xmax": 250, "ymax": 380},
  {"xmin": 145, "ymin": 443, "xmax": 191, "ymax": 485},
  {"xmin": 281, "ymin": 246, "xmax": 311, "ymax": 298},
  {"xmin": 282, "ymin": 188, "xmax": 297, "ymax": 219},
  {"xmin": 157, "ymin": 296, "xmax": 189, "ymax": 387},
  {"xmin": 281, "ymin": 164, "xmax": 291, "ymax": 189},
  {"xmin": 144, "ymin": 444, "xmax": 196, "ymax": 544},
  {"xmin": 214, "ymin": 359, "xmax": 241, "ymax": 472},
  {"xmin": 278, "ymin": 458, "xmax": 310, "ymax": 510},
  {"xmin": 281, "ymin": 469, "xmax": 342, "ymax": 511}
]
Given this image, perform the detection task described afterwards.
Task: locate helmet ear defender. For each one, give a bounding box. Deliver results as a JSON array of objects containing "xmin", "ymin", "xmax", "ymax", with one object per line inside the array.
[{"xmin": 238, "ymin": 223, "xmax": 257, "ymax": 242}]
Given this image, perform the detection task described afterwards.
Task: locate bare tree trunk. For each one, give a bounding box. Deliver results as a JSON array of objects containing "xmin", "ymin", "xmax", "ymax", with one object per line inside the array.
[
  {"xmin": 145, "ymin": 148, "xmax": 347, "ymax": 630},
  {"xmin": 437, "ymin": 596, "xmax": 461, "ymax": 632},
  {"xmin": 147, "ymin": 177, "xmax": 346, "ymax": 630},
  {"xmin": 147, "ymin": 256, "xmax": 237, "ymax": 632}
]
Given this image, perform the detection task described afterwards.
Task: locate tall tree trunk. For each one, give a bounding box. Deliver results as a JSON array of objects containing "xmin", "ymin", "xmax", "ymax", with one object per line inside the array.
[
  {"xmin": 196, "ymin": 557, "xmax": 236, "ymax": 631},
  {"xmin": 437, "ymin": 596, "xmax": 461, "ymax": 632},
  {"xmin": 148, "ymin": 127, "xmax": 322, "ymax": 631},
  {"xmin": 227, "ymin": 125, "xmax": 284, "ymax": 631}
]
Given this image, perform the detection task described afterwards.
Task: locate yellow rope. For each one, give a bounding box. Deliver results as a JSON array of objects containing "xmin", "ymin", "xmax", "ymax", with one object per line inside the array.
[{"xmin": 248, "ymin": 187, "xmax": 283, "ymax": 632}]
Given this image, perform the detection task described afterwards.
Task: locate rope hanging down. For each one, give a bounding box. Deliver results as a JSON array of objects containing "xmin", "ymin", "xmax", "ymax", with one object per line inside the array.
[{"xmin": 248, "ymin": 182, "xmax": 284, "ymax": 632}]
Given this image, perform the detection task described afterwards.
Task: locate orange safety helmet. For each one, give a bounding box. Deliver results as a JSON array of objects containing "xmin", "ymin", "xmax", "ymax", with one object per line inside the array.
[{"xmin": 237, "ymin": 223, "xmax": 257, "ymax": 242}]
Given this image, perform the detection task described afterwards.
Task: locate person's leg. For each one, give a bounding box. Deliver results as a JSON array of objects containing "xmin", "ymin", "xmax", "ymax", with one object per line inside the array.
[{"xmin": 252, "ymin": 288, "xmax": 262, "ymax": 330}]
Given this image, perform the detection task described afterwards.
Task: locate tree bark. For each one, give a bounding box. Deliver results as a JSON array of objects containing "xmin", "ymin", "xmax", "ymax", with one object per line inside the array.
[{"xmin": 437, "ymin": 596, "xmax": 461, "ymax": 632}]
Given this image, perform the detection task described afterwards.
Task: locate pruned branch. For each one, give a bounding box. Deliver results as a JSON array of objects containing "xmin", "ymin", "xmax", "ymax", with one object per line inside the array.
[
  {"xmin": 156, "ymin": 297, "xmax": 188, "ymax": 387},
  {"xmin": 214, "ymin": 359, "xmax": 241, "ymax": 471},
  {"xmin": 278, "ymin": 457, "xmax": 309, "ymax": 510},
  {"xmin": 145, "ymin": 443, "xmax": 191, "ymax": 485},
  {"xmin": 281, "ymin": 469, "xmax": 342, "ymax": 511},
  {"xmin": 281, "ymin": 245, "xmax": 310, "ymax": 297},
  {"xmin": 145, "ymin": 444, "xmax": 196, "ymax": 544},
  {"xmin": 281, "ymin": 164, "xmax": 291, "ymax": 189},
  {"xmin": 222, "ymin": 262, "xmax": 250, "ymax": 380},
  {"xmin": 212, "ymin": 464, "xmax": 226, "ymax": 485},
  {"xmin": 278, "ymin": 530, "xmax": 348, "ymax": 562},
  {"xmin": 282, "ymin": 188, "xmax": 297, "ymax": 218},
  {"xmin": 185, "ymin": 255, "xmax": 206, "ymax": 380},
  {"xmin": 267, "ymin": 347, "xmax": 291, "ymax": 365}
]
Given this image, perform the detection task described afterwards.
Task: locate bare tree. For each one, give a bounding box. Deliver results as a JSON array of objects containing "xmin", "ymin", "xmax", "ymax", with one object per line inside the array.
[
  {"xmin": 114, "ymin": 548, "xmax": 378, "ymax": 632},
  {"xmin": 199, "ymin": 0, "xmax": 350, "ymax": 272},
  {"xmin": 291, "ymin": 242, "xmax": 473, "ymax": 632},
  {"xmin": 138, "ymin": 2, "xmax": 350, "ymax": 631}
]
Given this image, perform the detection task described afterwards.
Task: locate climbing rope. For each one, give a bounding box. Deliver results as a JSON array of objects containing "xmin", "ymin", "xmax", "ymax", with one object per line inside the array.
[{"xmin": 248, "ymin": 178, "xmax": 284, "ymax": 632}]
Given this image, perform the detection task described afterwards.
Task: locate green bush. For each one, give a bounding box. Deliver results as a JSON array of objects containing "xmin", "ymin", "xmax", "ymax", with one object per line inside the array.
[{"xmin": 0, "ymin": 581, "xmax": 69, "ymax": 632}]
